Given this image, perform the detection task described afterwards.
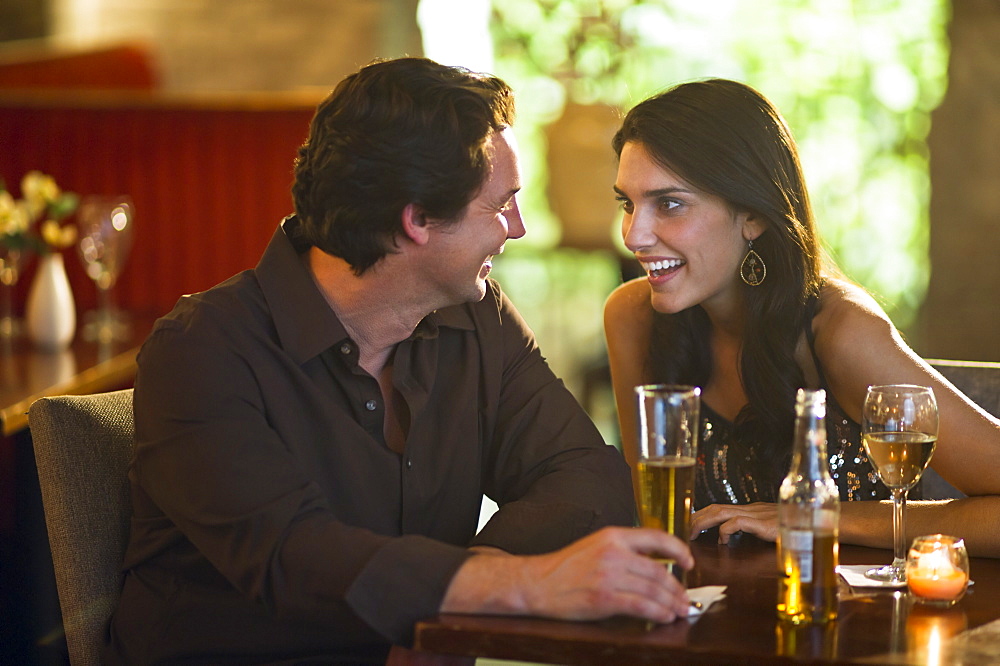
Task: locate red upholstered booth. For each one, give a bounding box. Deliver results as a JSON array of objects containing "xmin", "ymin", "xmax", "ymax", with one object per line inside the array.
[
  {"xmin": 0, "ymin": 42, "xmax": 322, "ymax": 319},
  {"xmin": 0, "ymin": 42, "xmax": 160, "ymax": 90}
]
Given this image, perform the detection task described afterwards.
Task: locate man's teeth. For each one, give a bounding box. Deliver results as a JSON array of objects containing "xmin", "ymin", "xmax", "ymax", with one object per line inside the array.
[{"xmin": 641, "ymin": 259, "xmax": 685, "ymax": 276}]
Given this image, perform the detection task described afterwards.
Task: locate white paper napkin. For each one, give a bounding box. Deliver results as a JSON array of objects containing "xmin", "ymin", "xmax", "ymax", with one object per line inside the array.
[
  {"xmin": 836, "ymin": 564, "xmax": 907, "ymax": 588},
  {"xmin": 687, "ymin": 585, "xmax": 727, "ymax": 617},
  {"xmin": 837, "ymin": 564, "xmax": 974, "ymax": 590}
]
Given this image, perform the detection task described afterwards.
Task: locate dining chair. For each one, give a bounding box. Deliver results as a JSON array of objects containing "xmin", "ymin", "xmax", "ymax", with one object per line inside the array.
[
  {"xmin": 930, "ymin": 358, "xmax": 1000, "ymax": 418},
  {"xmin": 27, "ymin": 389, "xmax": 135, "ymax": 666},
  {"xmin": 922, "ymin": 359, "xmax": 1000, "ymax": 499}
]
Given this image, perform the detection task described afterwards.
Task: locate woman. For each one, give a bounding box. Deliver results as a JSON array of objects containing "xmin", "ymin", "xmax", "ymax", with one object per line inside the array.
[{"xmin": 604, "ymin": 78, "xmax": 1000, "ymax": 556}]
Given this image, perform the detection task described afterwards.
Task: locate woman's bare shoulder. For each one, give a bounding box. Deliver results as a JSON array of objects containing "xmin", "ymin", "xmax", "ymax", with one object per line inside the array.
[
  {"xmin": 816, "ymin": 277, "xmax": 894, "ymax": 335},
  {"xmin": 604, "ymin": 278, "xmax": 654, "ymax": 366},
  {"xmin": 812, "ymin": 278, "xmax": 905, "ymax": 381},
  {"xmin": 605, "ymin": 278, "xmax": 653, "ymax": 327},
  {"xmin": 606, "ymin": 277, "xmax": 652, "ymax": 310}
]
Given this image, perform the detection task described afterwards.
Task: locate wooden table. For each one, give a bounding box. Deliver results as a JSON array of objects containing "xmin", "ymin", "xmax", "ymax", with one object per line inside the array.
[
  {"xmin": 413, "ymin": 532, "xmax": 1000, "ymax": 664},
  {"xmin": 0, "ymin": 313, "xmax": 153, "ymax": 436}
]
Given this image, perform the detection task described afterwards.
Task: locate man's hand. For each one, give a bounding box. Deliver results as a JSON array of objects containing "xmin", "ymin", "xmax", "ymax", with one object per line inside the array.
[
  {"xmin": 442, "ymin": 527, "xmax": 693, "ymax": 624},
  {"xmin": 690, "ymin": 502, "xmax": 779, "ymax": 544}
]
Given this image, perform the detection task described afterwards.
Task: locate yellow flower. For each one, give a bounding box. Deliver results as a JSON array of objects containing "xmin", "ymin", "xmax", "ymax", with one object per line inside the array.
[
  {"xmin": 21, "ymin": 170, "xmax": 61, "ymax": 215},
  {"xmin": 1, "ymin": 171, "xmax": 77, "ymax": 254},
  {"xmin": 40, "ymin": 219, "xmax": 77, "ymax": 249},
  {"xmin": 0, "ymin": 191, "xmax": 31, "ymax": 237}
]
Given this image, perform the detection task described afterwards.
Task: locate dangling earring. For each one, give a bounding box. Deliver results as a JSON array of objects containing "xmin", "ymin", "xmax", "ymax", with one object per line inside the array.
[{"xmin": 740, "ymin": 239, "xmax": 766, "ymax": 286}]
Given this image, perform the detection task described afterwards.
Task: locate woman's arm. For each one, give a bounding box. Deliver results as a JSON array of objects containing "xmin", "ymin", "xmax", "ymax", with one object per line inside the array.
[
  {"xmin": 815, "ymin": 279, "xmax": 1000, "ymax": 496},
  {"xmin": 690, "ymin": 497, "xmax": 1000, "ymax": 558},
  {"xmin": 691, "ymin": 279, "xmax": 1000, "ymax": 556},
  {"xmin": 841, "ymin": 497, "xmax": 1000, "ymax": 557},
  {"xmin": 604, "ymin": 278, "xmax": 656, "ymax": 503}
]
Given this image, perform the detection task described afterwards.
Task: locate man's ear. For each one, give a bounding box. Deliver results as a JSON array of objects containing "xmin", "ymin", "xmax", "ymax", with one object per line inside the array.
[{"xmin": 401, "ymin": 203, "xmax": 432, "ymax": 245}]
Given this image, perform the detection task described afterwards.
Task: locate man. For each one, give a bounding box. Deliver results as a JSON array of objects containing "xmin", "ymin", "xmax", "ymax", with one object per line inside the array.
[{"xmin": 106, "ymin": 57, "xmax": 692, "ymax": 664}]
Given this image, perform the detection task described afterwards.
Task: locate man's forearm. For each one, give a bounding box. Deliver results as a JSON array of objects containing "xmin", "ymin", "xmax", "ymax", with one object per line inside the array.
[
  {"xmin": 440, "ymin": 552, "xmax": 529, "ymax": 615},
  {"xmin": 441, "ymin": 527, "xmax": 693, "ymax": 624}
]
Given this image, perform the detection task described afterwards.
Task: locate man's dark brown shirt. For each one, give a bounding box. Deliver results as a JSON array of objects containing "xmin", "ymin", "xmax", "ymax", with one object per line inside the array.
[{"xmin": 106, "ymin": 218, "xmax": 634, "ymax": 664}]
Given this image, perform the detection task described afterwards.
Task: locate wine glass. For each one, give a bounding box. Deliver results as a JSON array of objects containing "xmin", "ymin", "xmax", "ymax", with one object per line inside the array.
[
  {"xmin": 0, "ymin": 245, "xmax": 25, "ymax": 341},
  {"xmin": 862, "ymin": 384, "xmax": 939, "ymax": 584},
  {"xmin": 76, "ymin": 196, "xmax": 134, "ymax": 343}
]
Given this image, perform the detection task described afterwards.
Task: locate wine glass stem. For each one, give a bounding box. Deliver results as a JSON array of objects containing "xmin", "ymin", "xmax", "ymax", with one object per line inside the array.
[
  {"xmin": 98, "ymin": 283, "xmax": 113, "ymax": 321},
  {"xmin": 892, "ymin": 487, "xmax": 907, "ymax": 568},
  {"xmin": 1, "ymin": 282, "xmax": 11, "ymax": 323}
]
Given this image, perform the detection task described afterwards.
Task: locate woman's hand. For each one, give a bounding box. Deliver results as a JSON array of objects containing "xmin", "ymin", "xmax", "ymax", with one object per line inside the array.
[{"xmin": 690, "ymin": 503, "xmax": 779, "ymax": 544}]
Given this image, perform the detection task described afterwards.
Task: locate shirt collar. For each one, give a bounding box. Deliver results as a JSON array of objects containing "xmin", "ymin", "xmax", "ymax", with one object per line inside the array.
[
  {"xmin": 423, "ymin": 302, "xmax": 476, "ymax": 336},
  {"xmin": 255, "ymin": 216, "xmax": 348, "ymax": 365},
  {"xmin": 255, "ymin": 216, "xmax": 479, "ymax": 362}
]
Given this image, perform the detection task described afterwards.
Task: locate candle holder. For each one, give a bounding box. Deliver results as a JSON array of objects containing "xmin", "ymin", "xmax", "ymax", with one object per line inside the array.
[{"xmin": 905, "ymin": 535, "xmax": 969, "ymax": 606}]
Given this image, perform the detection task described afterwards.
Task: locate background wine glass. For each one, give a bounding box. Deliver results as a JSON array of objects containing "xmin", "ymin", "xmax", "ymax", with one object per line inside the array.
[
  {"xmin": 76, "ymin": 196, "xmax": 134, "ymax": 343},
  {"xmin": 0, "ymin": 245, "xmax": 25, "ymax": 342},
  {"xmin": 862, "ymin": 384, "xmax": 939, "ymax": 584}
]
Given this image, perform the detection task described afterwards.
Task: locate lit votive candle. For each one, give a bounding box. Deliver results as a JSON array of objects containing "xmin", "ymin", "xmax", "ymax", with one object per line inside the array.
[{"xmin": 905, "ymin": 535, "xmax": 970, "ymax": 606}]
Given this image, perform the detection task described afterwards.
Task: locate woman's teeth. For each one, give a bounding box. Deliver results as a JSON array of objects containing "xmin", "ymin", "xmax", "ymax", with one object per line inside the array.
[{"xmin": 641, "ymin": 259, "xmax": 685, "ymax": 277}]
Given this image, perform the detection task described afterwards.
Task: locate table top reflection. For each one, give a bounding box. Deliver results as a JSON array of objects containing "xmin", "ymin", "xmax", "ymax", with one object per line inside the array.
[
  {"xmin": 0, "ymin": 313, "xmax": 154, "ymax": 436},
  {"xmin": 413, "ymin": 531, "xmax": 1000, "ymax": 665}
]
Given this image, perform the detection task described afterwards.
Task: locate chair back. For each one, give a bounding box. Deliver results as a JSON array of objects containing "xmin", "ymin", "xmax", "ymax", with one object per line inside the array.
[
  {"xmin": 930, "ymin": 358, "xmax": 1000, "ymax": 418},
  {"xmin": 28, "ymin": 389, "xmax": 135, "ymax": 666},
  {"xmin": 920, "ymin": 359, "xmax": 1000, "ymax": 499}
]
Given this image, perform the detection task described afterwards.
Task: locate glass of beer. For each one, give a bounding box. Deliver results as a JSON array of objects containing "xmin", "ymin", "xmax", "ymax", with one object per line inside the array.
[
  {"xmin": 634, "ymin": 384, "xmax": 701, "ymax": 580},
  {"xmin": 861, "ymin": 384, "xmax": 939, "ymax": 584}
]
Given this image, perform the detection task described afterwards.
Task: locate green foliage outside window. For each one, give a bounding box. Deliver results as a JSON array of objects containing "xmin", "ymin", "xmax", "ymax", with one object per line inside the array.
[
  {"xmin": 489, "ymin": 0, "xmax": 949, "ymax": 335},
  {"xmin": 416, "ymin": 0, "xmax": 947, "ymax": 437}
]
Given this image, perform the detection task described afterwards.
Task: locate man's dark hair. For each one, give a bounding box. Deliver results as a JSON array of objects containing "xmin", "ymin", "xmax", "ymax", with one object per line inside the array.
[{"xmin": 291, "ymin": 57, "xmax": 515, "ymax": 274}]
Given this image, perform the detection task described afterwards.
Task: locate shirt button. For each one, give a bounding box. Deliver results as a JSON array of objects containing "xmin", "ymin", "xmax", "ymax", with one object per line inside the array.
[
  {"xmin": 365, "ymin": 399, "xmax": 377, "ymax": 411},
  {"xmin": 406, "ymin": 459, "xmax": 413, "ymax": 469},
  {"xmin": 339, "ymin": 343, "xmax": 352, "ymax": 355}
]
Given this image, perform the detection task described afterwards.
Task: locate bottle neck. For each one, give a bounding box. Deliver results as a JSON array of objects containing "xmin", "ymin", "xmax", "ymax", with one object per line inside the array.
[{"xmin": 789, "ymin": 389, "xmax": 832, "ymax": 482}]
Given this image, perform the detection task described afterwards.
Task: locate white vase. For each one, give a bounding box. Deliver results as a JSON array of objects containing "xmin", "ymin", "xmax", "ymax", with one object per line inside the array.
[{"xmin": 26, "ymin": 253, "xmax": 76, "ymax": 351}]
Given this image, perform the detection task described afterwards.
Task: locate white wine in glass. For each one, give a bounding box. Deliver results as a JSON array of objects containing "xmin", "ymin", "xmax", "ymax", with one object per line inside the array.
[
  {"xmin": 76, "ymin": 196, "xmax": 134, "ymax": 343},
  {"xmin": 861, "ymin": 384, "xmax": 939, "ymax": 584}
]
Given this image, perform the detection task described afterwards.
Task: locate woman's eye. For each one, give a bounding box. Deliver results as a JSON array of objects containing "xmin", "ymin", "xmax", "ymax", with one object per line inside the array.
[
  {"xmin": 615, "ymin": 197, "xmax": 634, "ymax": 214},
  {"xmin": 660, "ymin": 198, "xmax": 680, "ymax": 212}
]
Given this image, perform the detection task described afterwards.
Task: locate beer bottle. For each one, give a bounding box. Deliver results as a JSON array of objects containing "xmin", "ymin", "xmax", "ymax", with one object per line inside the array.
[{"xmin": 777, "ymin": 388, "xmax": 840, "ymax": 624}]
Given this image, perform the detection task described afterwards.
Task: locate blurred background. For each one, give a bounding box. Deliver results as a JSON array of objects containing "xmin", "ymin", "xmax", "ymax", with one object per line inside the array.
[
  {"xmin": 0, "ymin": 3, "xmax": 998, "ymax": 663},
  {"xmin": 2, "ymin": 0, "xmax": 998, "ymax": 444}
]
